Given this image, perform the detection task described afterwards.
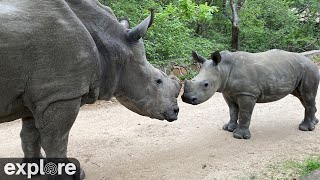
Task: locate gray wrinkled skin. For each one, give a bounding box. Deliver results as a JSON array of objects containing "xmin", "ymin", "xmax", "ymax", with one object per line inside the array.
[
  {"xmin": 0, "ymin": 0, "xmax": 180, "ymax": 179},
  {"xmin": 182, "ymin": 49, "xmax": 319, "ymax": 139}
]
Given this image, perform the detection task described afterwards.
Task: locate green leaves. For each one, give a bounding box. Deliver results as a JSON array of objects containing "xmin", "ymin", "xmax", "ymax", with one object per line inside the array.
[
  {"xmin": 197, "ymin": 3, "xmax": 218, "ymax": 22},
  {"xmin": 177, "ymin": 0, "xmax": 218, "ymax": 23},
  {"xmin": 102, "ymin": 0, "xmax": 319, "ymax": 69},
  {"xmin": 239, "ymin": 0, "xmax": 319, "ymax": 52},
  {"xmin": 103, "ymin": 0, "xmax": 220, "ymax": 68},
  {"xmin": 146, "ymin": 7, "xmax": 223, "ymax": 67}
]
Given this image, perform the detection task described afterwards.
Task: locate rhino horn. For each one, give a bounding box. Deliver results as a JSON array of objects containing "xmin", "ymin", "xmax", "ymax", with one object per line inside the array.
[
  {"xmin": 192, "ymin": 51, "xmax": 207, "ymax": 64},
  {"xmin": 127, "ymin": 9, "xmax": 154, "ymax": 42}
]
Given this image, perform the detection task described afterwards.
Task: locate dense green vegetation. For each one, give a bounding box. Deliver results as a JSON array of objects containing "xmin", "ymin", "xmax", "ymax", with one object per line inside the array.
[{"xmin": 100, "ymin": 0, "xmax": 319, "ymax": 67}]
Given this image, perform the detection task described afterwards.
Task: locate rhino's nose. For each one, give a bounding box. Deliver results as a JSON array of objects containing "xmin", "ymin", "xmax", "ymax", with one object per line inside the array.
[
  {"xmin": 165, "ymin": 106, "xmax": 179, "ymax": 122},
  {"xmin": 191, "ymin": 97, "xmax": 198, "ymax": 104},
  {"xmin": 173, "ymin": 107, "xmax": 179, "ymax": 116},
  {"xmin": 182, "ymin": 94, "xmax": 198, "ymax": 105}
]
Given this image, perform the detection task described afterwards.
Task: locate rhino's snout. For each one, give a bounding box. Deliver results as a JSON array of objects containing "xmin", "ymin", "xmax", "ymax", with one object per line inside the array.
[
  {"xmin": 181, "ymin": 94, "xmax": 199, "ymax": 105},
  {"xmin": 182, "ymin": 80, "xmax": 199, "ymax": 105},
  {"xmin": 164, "ymin": 106, "xmax": 179, "ymax": 122}
]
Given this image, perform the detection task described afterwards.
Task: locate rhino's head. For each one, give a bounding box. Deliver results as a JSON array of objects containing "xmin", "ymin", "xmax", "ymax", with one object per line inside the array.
[
  {"xmin": 108, "ymin": 11, "xmax": 181, "ymax": 121},
  {"xmin": 182, "ymin": 51, "xmax": 222, "ymax": 105}
]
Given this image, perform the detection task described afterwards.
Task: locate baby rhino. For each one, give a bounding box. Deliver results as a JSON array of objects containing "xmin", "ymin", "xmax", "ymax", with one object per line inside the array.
[{"xmin": 182, "ymin": 49, "xmax": 319, "ymax": 139}]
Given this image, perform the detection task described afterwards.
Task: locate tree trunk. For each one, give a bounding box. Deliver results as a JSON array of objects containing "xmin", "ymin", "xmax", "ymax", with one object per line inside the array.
[
  {"xmin": 231, "ymin": 26, "xmax": 240, "ymax": 51},
  {"xmin": 230, "ymin": 0, "xmax": 240, "ymax": 51},
  {"xmin": 223, "ymin": 0, "xmax": 244, "ymax": 51}
]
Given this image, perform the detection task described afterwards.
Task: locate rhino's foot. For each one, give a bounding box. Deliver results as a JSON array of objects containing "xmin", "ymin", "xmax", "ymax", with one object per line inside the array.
[
  {"xmin": 233, "ymin": 127, "xmax": 251, "ymax": 139},
  {"xmin": 299, "ymin": 120, "xmax": 316, "ymax": 131},
  {"xmin": 314, "ymin": 118, "xmax": 319, "ymax": 124},
  {"xmin": 223, "ymin": 122, "xmax": 238, "ymax": 132}
]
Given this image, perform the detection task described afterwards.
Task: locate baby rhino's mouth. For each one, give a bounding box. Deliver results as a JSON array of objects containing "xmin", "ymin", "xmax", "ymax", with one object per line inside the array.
[{"xmin": 181, "ymin": 93, "xmax": 199, "ymax": 105}]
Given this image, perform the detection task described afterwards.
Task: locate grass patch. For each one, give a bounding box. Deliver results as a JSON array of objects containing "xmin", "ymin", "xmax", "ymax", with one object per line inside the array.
[
  {"xmin": 285, "ymin": 155, "xmax": 320, "ymax": 178},
  {"xmin": 255, "ymin": 154, "xmax": 320, "ymax": 179}
]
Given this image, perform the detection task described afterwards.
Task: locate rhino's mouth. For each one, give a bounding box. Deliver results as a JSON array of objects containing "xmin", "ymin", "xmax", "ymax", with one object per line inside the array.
[
  {"xmin": 163, "ymin": 106, "xmax": 179, "ymax": 122},
  {"xmin": 150, "ymin": 109, "xmax": 178, "ymax": 122},
  {"xmin": 116, "ymin": 95, "xmax": 179, "ymax": 122},
  {"xmin": 181, "ymin": 93, "xmax": 200, "ymax": 105},
  {"xmin": 143, "ymin": 104, "xmax": 179, "ymax": 122}
]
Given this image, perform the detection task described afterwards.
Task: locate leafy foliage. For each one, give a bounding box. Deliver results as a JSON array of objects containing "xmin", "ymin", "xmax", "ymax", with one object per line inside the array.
[
  {"xmin": 179, "ymin": 69, "xmax": 199, "ymax": 81},
  {"xmin": 101, "ymin": 0, "xmax": 222, "ymax": 68},
  {"xmin": 100, "ymin": 0, "xmax": 319, "ymax": 70},
  {"xmin": 239, "ymin": 0, "xmax": 319, "ymax": 52}
]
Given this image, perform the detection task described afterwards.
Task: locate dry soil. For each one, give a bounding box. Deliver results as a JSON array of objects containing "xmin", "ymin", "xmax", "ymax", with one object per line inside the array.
[{"xmin": 0, "ymin": 88, "xmax": 320, "ymax": 180}]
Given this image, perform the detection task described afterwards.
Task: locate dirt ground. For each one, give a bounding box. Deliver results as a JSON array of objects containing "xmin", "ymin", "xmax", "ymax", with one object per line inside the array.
[{"xmin": 0, "ymin": 87, "xmax": 320, "ymax": 179}]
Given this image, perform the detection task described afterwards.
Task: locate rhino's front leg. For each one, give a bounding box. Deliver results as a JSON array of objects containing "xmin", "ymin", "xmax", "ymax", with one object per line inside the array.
[
  {"xmin": 233, "ymin": 95, "xmax": 256, "ymax": 139},
  {"xmin": 20, "ymin": 117, "xmax": 44, "ymax": 159},
  {"xmin": 222, "ymin": 94, "xmax": 239, "ymax": 132},
  {"xmin": 35, "ymin": 97, "xmax": 85, "ymax": 180}
]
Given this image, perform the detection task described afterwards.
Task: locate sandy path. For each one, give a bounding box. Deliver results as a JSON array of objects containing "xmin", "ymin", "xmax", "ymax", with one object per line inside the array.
[{"xmin": 0, "ymin": 88, "xmax": 319, "ymax": 179}]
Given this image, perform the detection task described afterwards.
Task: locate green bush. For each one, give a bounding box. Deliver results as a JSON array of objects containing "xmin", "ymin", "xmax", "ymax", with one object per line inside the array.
[
  {"xmin": 101, "ymin": 0, "xmax": 221, "ymax": 69},
  {"xmin": 100, "ymin": 0, "xmax": 319, "ymax": 70},
  {"xmin": 239, "ymin": 0, "xmax": 319, "ymax": 52}
]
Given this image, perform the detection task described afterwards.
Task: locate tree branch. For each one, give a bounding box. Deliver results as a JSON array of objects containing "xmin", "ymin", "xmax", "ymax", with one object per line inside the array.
[
  {"xmin": 230, "ymin": 0, "xmax": 239, "ymax": 26},
  {"xmin": 223, "ymin": 0, "xmax": 231, "ymax": 20}
]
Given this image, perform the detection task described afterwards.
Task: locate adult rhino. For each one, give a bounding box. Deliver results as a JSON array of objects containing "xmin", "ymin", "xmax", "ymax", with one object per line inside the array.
[
  {"xmin": 182, "ymin": 49, "xmax": 319, "ymax": 139},
  {"xmin": 0, "ymin": 0, "xmax": 180, "ymax": 178}
]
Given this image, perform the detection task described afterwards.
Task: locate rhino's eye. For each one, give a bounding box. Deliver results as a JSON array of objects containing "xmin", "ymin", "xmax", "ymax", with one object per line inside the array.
[
  {"xmin": 156, "ymin": 79, "xmax": 163, "ymax": 84},
  {"xmin": 204, "ymin": 81, "xmax": 209, "ymax": 88}
]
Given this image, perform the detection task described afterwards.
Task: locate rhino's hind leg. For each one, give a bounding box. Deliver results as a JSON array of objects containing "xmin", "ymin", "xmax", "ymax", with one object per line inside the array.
[
  {"xmin": 293, "ymin": 82, "xmax": 319, "ymax": 131},
  {"xmin": 232, "ymin": 95, "xmax": 256, "ymax": 139},
  {"xmin": 35, "ymin": 97, "xmax": 85, "ymax": 179},
  {"xmin": 298, "ymin": 96, "xmax": 318, "ymax": 131},
  {"xmin": 222, "ymin": 94, "xmax": 239, "ymax": 132},
  {"xmin": 20, "ymin": 117, "xmax": 44, "ymax": 159}
]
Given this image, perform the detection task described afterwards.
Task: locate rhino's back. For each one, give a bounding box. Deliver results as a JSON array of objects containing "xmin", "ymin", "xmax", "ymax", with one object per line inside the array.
[
  {"xmin": 223, "ymin": 50, "xmax": 319, "ymax": 102},
  {"xmin": 0, "ymin": 0, "xmax": 100, "ymax": 116}
]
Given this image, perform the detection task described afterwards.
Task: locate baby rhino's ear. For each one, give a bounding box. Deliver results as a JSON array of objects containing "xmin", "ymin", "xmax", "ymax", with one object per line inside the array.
[
  {"xmin": 192, "ymin": 51, "xmax": 207, "ymax": 64},
  {"xmin": 211, "ymin": 51, "xmax": 221, "ymax": 65}
]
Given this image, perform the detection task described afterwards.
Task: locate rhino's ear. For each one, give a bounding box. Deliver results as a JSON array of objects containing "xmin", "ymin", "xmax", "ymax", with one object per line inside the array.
[
  {"xmin": 120, "ymin": 19, "xmax": 130, "ymax": 29},
  {"xmin": 211, "ymin": 51, "xmax": 221, "ymax": 65},
  {"xmin": 127, "ymin": 9, "xmax": 154, "ymax": 42},
  {"xmin": 192, "ymin": 51, "xmax": 206, "ymax": 64}
]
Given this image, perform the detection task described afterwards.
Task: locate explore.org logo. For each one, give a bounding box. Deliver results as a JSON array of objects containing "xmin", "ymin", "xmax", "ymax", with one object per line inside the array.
[{"xmin": 0, "ymin": 158, "xmax": 80, "ymax": 180}]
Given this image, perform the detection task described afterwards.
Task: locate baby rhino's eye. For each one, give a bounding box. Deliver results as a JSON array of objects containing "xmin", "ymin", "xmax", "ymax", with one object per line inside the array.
[
  {"xmin": 156, "ymin": 79, "xmax": 163, "ymax": 84},
  {"xmin": 203, "ymin": 81, "xmax": 209, "ymax": 88}
]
